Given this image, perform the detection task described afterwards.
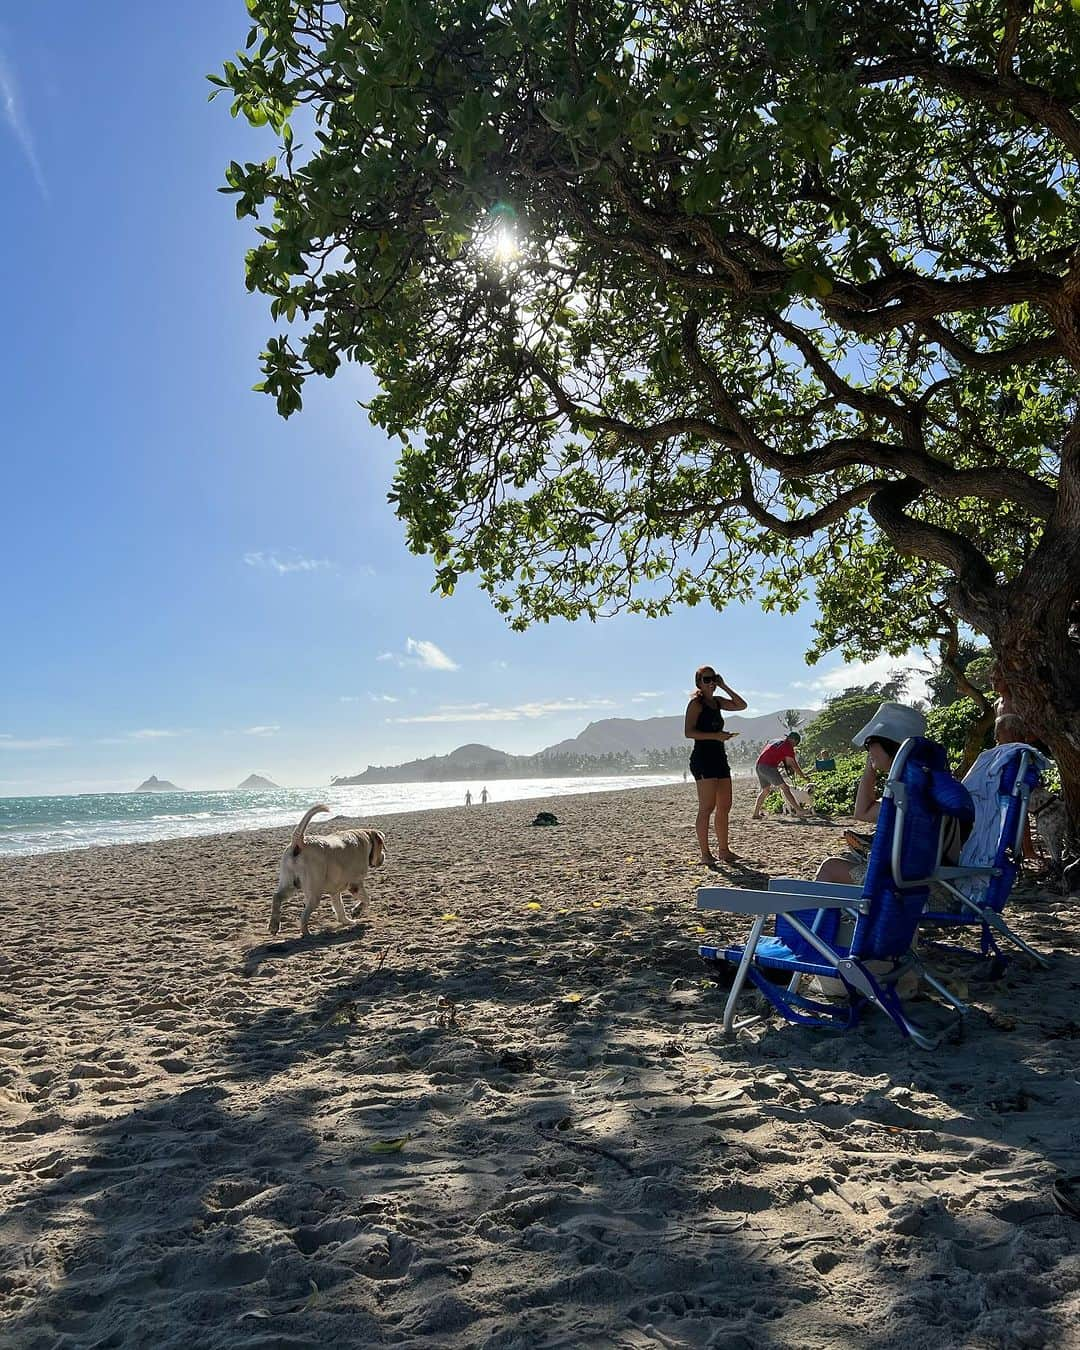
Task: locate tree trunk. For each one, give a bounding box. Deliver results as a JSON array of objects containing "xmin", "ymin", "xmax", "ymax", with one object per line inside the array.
[
  {"xmin": 994, "ymin": 609, "xmax": 1080, "ymax": 861},
  {"xmin": 957, "ymin": 706, "xmax": 996, "ymax": 778}
]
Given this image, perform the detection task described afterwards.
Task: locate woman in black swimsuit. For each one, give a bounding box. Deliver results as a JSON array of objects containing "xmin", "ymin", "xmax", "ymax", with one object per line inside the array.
[{"xmin": 685, "ymin": 665, "xmax": 747, "ymax": 865}]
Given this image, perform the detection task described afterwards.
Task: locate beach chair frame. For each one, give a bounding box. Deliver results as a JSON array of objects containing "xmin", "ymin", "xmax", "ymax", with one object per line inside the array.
[
  {"xmin": 698, "ymin": 738, "xmax": 973, "ymax": 1049},
  {"xmin": 921, "ymin": 748, "xmax": 1050, "ymax": 968}
]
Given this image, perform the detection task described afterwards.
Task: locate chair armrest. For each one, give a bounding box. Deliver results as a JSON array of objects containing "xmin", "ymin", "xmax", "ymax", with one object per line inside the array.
[
  {"xmin": 934, "ymin": 866, "xmax": 998, "ymax": 880},
  {"xmin": 698, "ymin": 886, "xmax": 854, "ymax": 916},
  {"xmin": 768, "ymin": 878, "xmax": 863, "ymax": 901}
]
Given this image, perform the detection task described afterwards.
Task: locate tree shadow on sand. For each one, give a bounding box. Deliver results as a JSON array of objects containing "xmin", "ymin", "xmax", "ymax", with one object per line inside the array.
[
  {"xmin": 240, "ymin": 922, "xmax": 375, "ymax": 978},
  {"xmin": 6, "ymin": 892, "xmax": 1078, "ymax": 1348}
]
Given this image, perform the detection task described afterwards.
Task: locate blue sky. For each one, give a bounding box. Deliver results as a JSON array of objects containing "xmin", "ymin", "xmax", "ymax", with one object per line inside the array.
[{"xmin": 0, "ymin": 5, "xmax": 927, "ymax": 796}]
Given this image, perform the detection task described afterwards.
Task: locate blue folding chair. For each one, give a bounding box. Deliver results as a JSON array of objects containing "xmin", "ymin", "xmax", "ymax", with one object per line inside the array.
[
  {"xmin": 698, "ymin": 737, "xmax": 975, "ymax": 1049},
  {"xmin": 920, "ymin": 744, "xmax": 1050, "ymax": 968}
]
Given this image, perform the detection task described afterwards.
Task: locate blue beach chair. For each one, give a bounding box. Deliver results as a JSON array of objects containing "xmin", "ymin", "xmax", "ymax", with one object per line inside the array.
[
  {"xmin": 698, "ymin": 738, "xmax": 975, "ymax": 1049},
  {"xmin": 920, "ymin": 744, "xmax": 1050, "ymax": 968}
]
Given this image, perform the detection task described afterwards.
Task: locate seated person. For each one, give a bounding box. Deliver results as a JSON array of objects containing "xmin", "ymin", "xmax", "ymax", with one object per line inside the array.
[{"xmin": 815, "ymin": 701, "xmax": 967, "ymax": 886}]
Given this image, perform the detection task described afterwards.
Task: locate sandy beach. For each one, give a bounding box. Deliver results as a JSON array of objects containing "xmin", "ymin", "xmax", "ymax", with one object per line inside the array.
[{"xmin": 1, "ymin": 780, "xmax": 1078, "ymax": 1348}]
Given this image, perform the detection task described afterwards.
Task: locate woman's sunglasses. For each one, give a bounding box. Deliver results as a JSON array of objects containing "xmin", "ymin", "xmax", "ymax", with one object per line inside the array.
[{"xmin": 701, "ymin": 675, "xmax": 718, "ymax": 684}]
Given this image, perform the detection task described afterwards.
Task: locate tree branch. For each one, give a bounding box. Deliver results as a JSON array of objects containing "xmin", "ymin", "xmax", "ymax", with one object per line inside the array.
[
  {"xmin": 868, "ymin": 480, "xmax": 997, "ymax": 599},
  {"xmin": 920, "ymin": 319, "xmax": 1060, "ymax": 373},
  {"xmin": 855, "ymin": 55, "xmax": 1080, "ymax": 158},
  {"xmin": 736, "ymin": 479, "xmax": 888, "ymax": 538}
]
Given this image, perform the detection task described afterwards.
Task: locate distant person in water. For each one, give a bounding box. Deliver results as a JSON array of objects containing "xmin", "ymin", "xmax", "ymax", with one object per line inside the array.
[
  {"xmin": 481, "ymin": 786, "xmax": 489, "ymax": 805},
  {"xmin": 752, "ymin": 733, "xmax": 812, "ymax": 820},
  {"xmin": 464, "ymin": 789, "xmax": 473, "ymax": 807},
  {"xmin": 684, "ymin": 665, "xmax": 747, "ymax": 866}
]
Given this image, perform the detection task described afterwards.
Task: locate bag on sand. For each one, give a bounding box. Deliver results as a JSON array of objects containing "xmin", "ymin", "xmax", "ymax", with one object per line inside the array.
[{"xmin": 531, "ymin": 811, "xmax": 559, "ymax": 827}]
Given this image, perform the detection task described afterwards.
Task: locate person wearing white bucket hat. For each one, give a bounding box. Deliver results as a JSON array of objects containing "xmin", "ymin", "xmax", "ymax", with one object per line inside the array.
[
  {"xmin": 849, "ymin": 701, "xmax": 927, "ymax": 750},
  {"xmin": 813, "ymin": 700, "xmax": 967, "ymax": 890}
]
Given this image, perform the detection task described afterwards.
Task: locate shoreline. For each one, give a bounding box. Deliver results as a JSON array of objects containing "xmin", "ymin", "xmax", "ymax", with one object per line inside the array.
[
  {"xmin": 0, "ymin": 773, "xmax": 701, "ymax": 861},
  {"xmin": 3, "ymin": 779, "xmax": 1077, "ymax": 1347}
]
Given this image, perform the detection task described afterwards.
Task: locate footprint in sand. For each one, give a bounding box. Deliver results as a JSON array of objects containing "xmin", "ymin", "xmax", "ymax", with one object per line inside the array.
[{"xmin": 204, "ymin": 1178, "xmax": 268, "ymax": 1210}]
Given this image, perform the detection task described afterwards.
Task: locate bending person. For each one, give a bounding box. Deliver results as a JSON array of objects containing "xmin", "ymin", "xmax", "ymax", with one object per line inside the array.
[
  {"xmin": 752, "ymin": 732, "xmax": 812, "ymax": 819},
  {"xmin": 685, "ymin": 665, "xmax": 747, "ymax": 865}
]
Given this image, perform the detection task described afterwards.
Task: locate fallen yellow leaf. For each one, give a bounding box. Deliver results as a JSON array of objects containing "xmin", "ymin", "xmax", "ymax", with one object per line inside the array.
[
  {"xmin": 366, "ymin": 1136, "xmax": 410, "ymax": 1153},
  {"xmin": 562, "ymin": 992, "xmax": 584, "ymax": 1003},
  {"xmin": 524, "ymin": 902, "xmax": 542, "ymax": 910},
  {"xmin": 440, "ymin": 912, "xmax": 459, "ymax": 921}
]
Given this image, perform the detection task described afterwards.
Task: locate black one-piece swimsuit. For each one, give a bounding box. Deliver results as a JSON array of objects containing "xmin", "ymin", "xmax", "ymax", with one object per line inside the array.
[{"xmin": 689, "ymin": 700, "xmax": 731, "ymax": 781}]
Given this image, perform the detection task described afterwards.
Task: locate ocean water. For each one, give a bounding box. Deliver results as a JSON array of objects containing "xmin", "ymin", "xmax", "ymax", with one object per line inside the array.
[{"xmin": 0, "ymin": 774, "xmax": 685, "ymax": 857}]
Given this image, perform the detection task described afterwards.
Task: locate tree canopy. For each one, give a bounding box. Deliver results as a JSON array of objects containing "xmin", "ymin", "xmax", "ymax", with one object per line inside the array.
[
  {"xmin": 214, "ymin": 0, "xmax": 1080, "ymax": 818},
  {"xmin": 800, "ymin": 679, "xmax": 910, "ymax": 757}
]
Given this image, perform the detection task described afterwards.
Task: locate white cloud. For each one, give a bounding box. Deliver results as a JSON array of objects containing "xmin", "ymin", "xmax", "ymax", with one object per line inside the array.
[
  {"xmin": 792, "ymin": 650, "xmax": 933, "ymax": 708},
  {"xmin": 0, "ymin": 45, "xmax": 47, "ymax": 199},
  {"xmin": 388, "ymin": 697, "xmax": 615, "ymax": 725},
  {"xmin": 242, "ymin": 725, "xmax": 280, "ymax": 736},
  {"xmin": 0, "ymin": 734, "xmax": 69, "ymax": 750},
  {"xmin": 631, "ymin": 691, "xmax": 664, "ymax": 702},
  {"xmin": 244, "ymin": 550, "xmax": 332, "ymax": 575},
  {"xmin": 378, "ymin": 638, "xmax": 460, "ymax": 671},
  {"xmin": 406, "ymin": 637, "xmax": 458, "ymax": 670},
  {"xmin": 97, "ymin": 730, "xmax": 184, "ymax": 744},
  {"xmin": 368, "ymin": 694, "xmax": 399, "ymax": 704}
]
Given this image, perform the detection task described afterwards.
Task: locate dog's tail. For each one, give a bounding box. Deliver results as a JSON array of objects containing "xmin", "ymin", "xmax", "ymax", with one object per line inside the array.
[
  {"xmin": 369, "ymin": 830, "xmax": 386, "ymax": 869},
  {"xmin": 291, "ymin": 804, "xmax": 330, "ymax": 855}
]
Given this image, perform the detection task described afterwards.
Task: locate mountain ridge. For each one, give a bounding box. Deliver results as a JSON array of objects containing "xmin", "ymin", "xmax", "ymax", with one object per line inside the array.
[{"xmin": 332, "ymin": 709, "xmax": 815, "ymax": 784}]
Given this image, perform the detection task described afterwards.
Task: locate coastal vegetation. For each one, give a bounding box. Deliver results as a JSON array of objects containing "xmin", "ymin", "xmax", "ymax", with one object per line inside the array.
[{"xmin": 215, "ymin": 0, "xmax": 1080, "ymax": 838}]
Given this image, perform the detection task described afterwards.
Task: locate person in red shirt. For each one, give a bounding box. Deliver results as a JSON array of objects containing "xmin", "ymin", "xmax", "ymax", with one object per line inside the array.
[{"xmin": 752, "ymin": 733, "xmax": 812, "ymax": 820}]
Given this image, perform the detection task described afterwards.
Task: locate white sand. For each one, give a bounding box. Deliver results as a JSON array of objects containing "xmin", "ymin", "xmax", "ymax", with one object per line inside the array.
[{"xmin": 1, "ymin": 781, "xmax": 1078, "ymax": 1348}]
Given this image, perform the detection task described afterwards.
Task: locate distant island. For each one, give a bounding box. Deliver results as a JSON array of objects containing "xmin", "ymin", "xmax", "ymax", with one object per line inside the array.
[
  {"xmin": 133, "ymin": 775, "xmax": 182, "ymax": 792},
  {"xmin": 332, "ymin": 711, "xmax": 814, "ymax": 785},
  {"xmin": 236, "ymin": 773, "xmax": 280, "ymax": 791}
]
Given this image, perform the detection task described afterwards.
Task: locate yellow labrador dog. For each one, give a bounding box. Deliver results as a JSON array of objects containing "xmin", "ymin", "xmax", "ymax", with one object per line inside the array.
[{"xmin": 269, "ymin": 805, "xmax": 386, "ymax": 937}]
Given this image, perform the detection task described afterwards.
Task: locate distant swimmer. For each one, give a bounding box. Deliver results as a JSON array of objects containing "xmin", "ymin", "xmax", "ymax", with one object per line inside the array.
[
  {"xmin": 465, "ymin": 789, "xmax": 473, "ymax": 807},
  {"xmin": 481, "ymin": 786, "xmax": 489, "ymax": 805}
]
